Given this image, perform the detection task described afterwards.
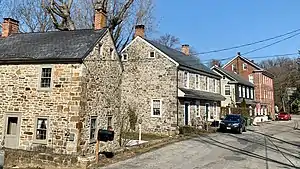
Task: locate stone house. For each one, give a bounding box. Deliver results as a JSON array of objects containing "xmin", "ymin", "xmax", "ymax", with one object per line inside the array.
[
  {"xmin": 222, "ymin": 53, "xmax": 275, "ymax": 118},
  {"xmin": 0, "ymin": 11, "xmax": 122, "ymax": 154},
  {"xmin": 211, "ymin": 66, "xmax": 256, "ymax": 115},
  {"xmin": 120, "ymin": 25, "xmax": 225, "ymax": 133}
]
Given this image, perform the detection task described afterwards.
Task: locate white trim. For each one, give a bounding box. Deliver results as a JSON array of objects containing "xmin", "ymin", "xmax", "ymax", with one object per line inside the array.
[
  {"xmin": 184, "ymin": 101, "xmax": 191, "ymax": 125},
  {"xmin": 151, "ymin": 99, "xmax": 162, "ymax": 118},
  {"xmin": 242, "ymin": 63, "xmax": 248, "ymax": 70},
  {"xmin": 149, "ymin": 51, "xmax": 156, "ymax": 58},
  {"xmin": 122, "ymin": 53, "xmax": 128, "ymax": 61},
  {"xmin": 178, "ymin": 89, "xmax": 185, "ymax": 97},
  {"xmin": 246, "ymin": 87, "xmax": 250, "ymax": 99},
  {"xmin": 38, "ymin": 65, "xmax": 54, "ymax": 91},
  {"xmin": 121, "ymin": 36, "xmax": 179, "ymax": 66},
  {"xmin": 238, "ymin": 85, "xmax": 242, "ymax": 97},
  {"xmin": 242, "ymin": 86, "xmax": 246, "ymax": 98}
]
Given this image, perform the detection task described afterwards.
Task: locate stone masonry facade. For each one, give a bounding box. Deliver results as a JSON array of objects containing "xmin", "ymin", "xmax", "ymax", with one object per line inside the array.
[{"xmin": 0, "ymin": 31, "xmax": 122, "ymax": 154}]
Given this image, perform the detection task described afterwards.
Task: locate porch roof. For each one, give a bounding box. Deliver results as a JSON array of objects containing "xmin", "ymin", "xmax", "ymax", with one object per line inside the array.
[{"xmin": 179, "ymin": 88, "xmax": 226, "ymax": 101}]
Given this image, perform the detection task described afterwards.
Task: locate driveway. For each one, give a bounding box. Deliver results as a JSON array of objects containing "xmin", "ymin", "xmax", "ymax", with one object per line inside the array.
[{"xmin": 102, "ymin": 115, "xmax": 300, "ymax": 169}]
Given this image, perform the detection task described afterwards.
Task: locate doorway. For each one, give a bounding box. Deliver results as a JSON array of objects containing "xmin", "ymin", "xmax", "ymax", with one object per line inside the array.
[
  {"xmin": 184, "ymin": 102, "xmax": 190, "ymax": 125},
  {"xmin": 4, "ymin": 114, "xmax": 21, "ymax": 148}
]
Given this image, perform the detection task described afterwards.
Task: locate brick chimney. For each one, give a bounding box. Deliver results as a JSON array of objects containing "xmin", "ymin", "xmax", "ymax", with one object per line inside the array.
[
  {"xmin": 94, "ymin": 8, "xmax": 107, "ymax": 30},
  {"xmin": 181, "ymin": 44, "xmax": 190, "ymax": 56},
  {"xmin": 1, "ymin": 18, "xmax": 19, "ymax": 38},
  {"xmin": 134, "ymin": 25, "xmax": 145, "ymax": 39}
]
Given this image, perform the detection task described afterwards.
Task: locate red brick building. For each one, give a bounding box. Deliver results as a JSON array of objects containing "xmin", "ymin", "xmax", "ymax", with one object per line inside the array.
[{"xmin": 223, "ymin": 53, "xmax": 275, "ymax": 118}]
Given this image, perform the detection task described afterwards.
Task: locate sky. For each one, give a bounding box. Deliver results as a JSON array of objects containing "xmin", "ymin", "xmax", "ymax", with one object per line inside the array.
[{"xmin": 152, "ymin": 0, "xmax": 300, "ymax": 65}]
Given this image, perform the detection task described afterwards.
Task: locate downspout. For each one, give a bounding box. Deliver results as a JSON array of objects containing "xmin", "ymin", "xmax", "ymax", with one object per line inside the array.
[{"xmin": 176, "ymin": 67, "xmax": 179, "ymax": 127}]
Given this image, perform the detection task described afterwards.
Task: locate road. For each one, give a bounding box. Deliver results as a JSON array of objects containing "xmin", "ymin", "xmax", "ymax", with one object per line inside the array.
[{"xmin": 103, "ymin": 115, "xmax": 300, "ymax": 169}]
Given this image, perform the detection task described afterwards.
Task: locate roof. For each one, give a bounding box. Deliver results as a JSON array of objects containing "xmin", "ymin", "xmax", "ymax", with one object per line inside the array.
[
  {"xmin": 222, "ymin": 55, "xmax": 274, "ymax": 78},
  {"xmin": 212, "ymin": 66, "xmax": 254, "ymax": 87},
  {"xmin": 143, "ymin": 39, "xmax": 220, "ymax": 78},
  {"xmin": 0, "ymin": 29, "xmax": 108, "ymax": 63},
  {"xmin": 179, "ymin": 88, "xmax": 226, "ymax": 101}
]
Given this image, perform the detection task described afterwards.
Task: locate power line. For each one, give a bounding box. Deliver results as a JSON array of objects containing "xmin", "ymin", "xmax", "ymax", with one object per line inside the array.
[{"xmin": 193, "ymin": 28, "xmax": 300, "ymax": 55}]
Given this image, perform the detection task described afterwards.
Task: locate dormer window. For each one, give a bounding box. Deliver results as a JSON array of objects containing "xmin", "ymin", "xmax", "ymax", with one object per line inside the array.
[
  {"xmin": 243, "ymin": 63, "xmax": 247, "ymax": 70},
  {"xmin": 149, "ymin": 51, "xmax": 155, "ymax": 58},
  {"xmin": 122, "ymin": 53, "xmax": 128, "ymax": 61}
]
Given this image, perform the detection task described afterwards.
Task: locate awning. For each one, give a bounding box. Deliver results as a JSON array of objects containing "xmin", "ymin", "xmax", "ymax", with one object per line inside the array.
[{"xmin": 178, "ymin": 88, "xmax": 226, "ymax": 101}]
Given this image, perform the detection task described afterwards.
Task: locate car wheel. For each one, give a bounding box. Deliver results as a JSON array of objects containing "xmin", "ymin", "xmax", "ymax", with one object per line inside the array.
[
  {"xmin": 239, "ymin": 127, "xmax": 243, "ymax": 134},
  {"xmin": 243, "ymin": 126, "xmax": 246, "ymax": 132}
]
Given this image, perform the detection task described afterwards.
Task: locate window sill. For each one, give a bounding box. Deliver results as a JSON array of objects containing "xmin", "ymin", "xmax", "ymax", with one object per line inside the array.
[
  {"xmin": 151, "ymin": 115, "xmax": 161, "ymax": 118},
  {"xmin": 89, "ymin": 140, "xmax": 97, "ymax": 144},
  {"xmin": 37, "ymin": 88, "xmax": 52, "ymax": 92}
]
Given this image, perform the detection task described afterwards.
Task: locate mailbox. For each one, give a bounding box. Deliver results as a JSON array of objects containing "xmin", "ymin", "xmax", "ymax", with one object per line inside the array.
[{"xmin": 97, "ymin": 129, "xmax": 114, "ymax": 142}]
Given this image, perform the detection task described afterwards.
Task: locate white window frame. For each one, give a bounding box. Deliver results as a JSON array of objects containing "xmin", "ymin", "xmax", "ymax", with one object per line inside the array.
[
  {"xmin": 149, "ymin": 51, "xmax": 156, "ymax": 58},
  {"xmin": 232, "ymin": 64, "xmax": 236, "ymax": 72},
  {"xmin": 195, "ymin": 101, "xmax": 200, "ymax": 117},
  {"xmin": 34, "ymin": 116, "xmax": 49, "ymax": 144},
  {"xmin": 225, "ymin": 85, "xmax": 230, "ymax": 96},
  {"xmin": 250, "ymin": 88, "xmax": 254, "ymax": 99},
  {"xmin": 38, "ymin": 65, "xmax": 53, "ymax": 91},
  {"xmin": 89, "ymin": 116, "xmax": 97, "ymax": 142},
  {"xmin": 238, "ymin": 85, "xmax": 242, "ymax": 97},
  {"xmin": 110, "ymin": 48, "xmax": 115, "ymax": 60},
  {"xmin": 242, "ymin": 63, "xmax": 247, "ymax": 70},
  {"xmin": 242, "ymin": 86, "xmax": 246, "ymax": 98},
  {"xmin": 249, "ymin": 74, "xmax": 254, "ymax": 83},
  {"xmin": 195, "ymin": 74, "xmax": 199, "ymax": 89},
  {"xmin": 122, "ymin": 53, "xmax": 128, "ymax": 61},
  {"xmin": 213, "ymin": 79, "xmax": 216, "ymax": 92},
  {"xmin": 151, "ymin": 99, "xmax": 162, "ymax": 117},
  {"xmin": 184, "ymin": 72, "xmax": 189, "ymax": 88}
]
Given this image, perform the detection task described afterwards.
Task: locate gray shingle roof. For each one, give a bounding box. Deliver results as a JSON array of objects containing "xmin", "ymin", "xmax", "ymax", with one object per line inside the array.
[
  {"xmin": 179, "ymin": 88, "xmax": 226, "ymax": 101},
  {"xmin": 145, "ymin": 39, "xmax": 220, "ymax": 78},
  {"xmin": 0, "ymin": 29, "xmax": 107, "ymax": 62},
  {"xmin": 213, "ymin": 66, "xmax": 254, "ymax": 87}
]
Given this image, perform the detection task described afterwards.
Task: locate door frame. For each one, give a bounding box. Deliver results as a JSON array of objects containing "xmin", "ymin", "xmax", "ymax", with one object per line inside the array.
[
  {"xmin": 3, "ymin": 113, "xmax": 22, "ymax": 148},
  {"xmin": 183, "ymin": 101, "xmax": 190, "ymax": 125}
]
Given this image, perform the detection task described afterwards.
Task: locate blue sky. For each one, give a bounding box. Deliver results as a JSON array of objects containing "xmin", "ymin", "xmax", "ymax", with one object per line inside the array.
[{"xmin": 152, "ymin": 0, "xmax": 300, "ymax": 64}]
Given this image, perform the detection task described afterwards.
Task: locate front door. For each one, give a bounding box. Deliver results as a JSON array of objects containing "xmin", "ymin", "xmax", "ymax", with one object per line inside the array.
[
  {"xmin": 184, "ymin": 102, "xmax": 190, "ymax": 125},
  {"xmin": 4, "ymin": 114, "xmax": 21, "ymax": 148},
  {"xmin": 205, "ymin": 103, "xmax": 210, "ymax": 121}
]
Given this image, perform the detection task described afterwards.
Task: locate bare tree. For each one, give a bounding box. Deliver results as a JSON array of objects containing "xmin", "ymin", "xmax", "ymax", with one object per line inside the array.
[{"xmin": 154, "ymin": 34, "xmax": 180, "ymax": 48}]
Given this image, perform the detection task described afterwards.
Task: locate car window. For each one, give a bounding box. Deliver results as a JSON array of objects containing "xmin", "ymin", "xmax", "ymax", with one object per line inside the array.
[{"xmin": 224, "ymin": 115, "xmax": 240, "ymax": 121}]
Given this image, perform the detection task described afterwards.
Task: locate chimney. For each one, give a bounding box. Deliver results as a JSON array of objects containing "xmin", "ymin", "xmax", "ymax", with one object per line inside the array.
[
  {"xmin": 237, "ymin": 52, "xmax": 241, "ymax": 56},
  {"xmin": 181, "ymin": 44, "xmax": 190, "ymax": 56},
  {"xmin": 1, "ymin": 18, "xmax": 19, "ymax": 38},
  {"xmin": 134, "ymin": 25, "xmax": 145, "ymax": 39},
  {"xmin": 94, "ymin": 8, "xmax": 107, "ymax": 30}
]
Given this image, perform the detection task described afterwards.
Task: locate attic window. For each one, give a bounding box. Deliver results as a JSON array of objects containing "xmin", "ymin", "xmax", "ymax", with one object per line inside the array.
[
  {"xmin": 149, "ymin": 51, "xmax": 155, "ymax": 58},
  {"xmin": 232, "ymin": 64, "xmax": 236, "ymax": 72},
  {"xmin": 243, "ymin": 63, "xmax": 247, "ymax": 70},
  {"xmin": 97, "ymin": 44, "xmax": 102, "ymax": 55},
  {"xmin": 110, "ymin": 48, "xmax": 114, "ymax": 60},
  {"xmin": 122, "ymin": 53, "xmax": 128, "ymax": 61}
]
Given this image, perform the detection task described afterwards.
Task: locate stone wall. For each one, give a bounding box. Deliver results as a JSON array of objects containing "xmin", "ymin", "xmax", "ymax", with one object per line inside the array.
[
  {"xmin": 121, "ymin": 37, "xmax": 178, "ymax": 133},
  {"xmin": 0, "ymin": 63, "xmax": 83, "ymax": 154},
  {"xmin": 80, "ymin": 32, "xmax": 123, "ymax": 154}
]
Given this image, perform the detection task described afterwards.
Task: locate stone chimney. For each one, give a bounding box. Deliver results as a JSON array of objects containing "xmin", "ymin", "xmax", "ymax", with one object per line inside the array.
[
  {"xmin": 1, "ymin": 18, "xmax": 19, "ymax": 38},
  {"xmin": 134, "ymin": 25, "xmax": 145, "ymax": 39},
  {"xmin": 94, "ymin": 8, "xmax": 107, "ymax": 30},
  {"xmin": 181, "ymin": 44, "xmax": 190, "ymax": 56}
]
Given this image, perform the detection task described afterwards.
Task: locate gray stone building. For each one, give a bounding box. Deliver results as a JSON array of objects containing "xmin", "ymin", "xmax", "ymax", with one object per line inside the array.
[
  {"xmin": 0, "ymin": 11, "xmax": 122, "ymax": 154},
  {"xmin": 211, "ymin": 66, "xmax": 256, "ymax": 114},
  {"xmin": 121, "ymin": 25, "xmax": 225, "ymax": 133}
]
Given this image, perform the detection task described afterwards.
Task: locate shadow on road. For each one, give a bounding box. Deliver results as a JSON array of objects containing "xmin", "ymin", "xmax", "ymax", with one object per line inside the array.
[{"xmin": 192, "ymin": 136, "xmax": 300, "ymax": 169}]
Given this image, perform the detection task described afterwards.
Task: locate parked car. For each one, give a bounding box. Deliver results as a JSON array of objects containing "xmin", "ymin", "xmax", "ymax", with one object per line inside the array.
[
  {"xmin": 277, "ymin": 112, "xmax": 291, "ymax": 121},
  {"xmin": 219, "ymin": 114, "xmax": 246, "ymax": 134}
]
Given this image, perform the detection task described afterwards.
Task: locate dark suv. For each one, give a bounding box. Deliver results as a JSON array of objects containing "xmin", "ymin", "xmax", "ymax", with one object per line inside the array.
[{"xmin": 219, "ymin": 114, "xmax": 246, "ymax": 134}]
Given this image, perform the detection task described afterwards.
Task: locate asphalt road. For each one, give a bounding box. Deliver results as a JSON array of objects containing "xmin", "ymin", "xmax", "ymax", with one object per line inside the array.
[{"xmin": 103, "ymin": 115, "xmax": 300, "ymax": 169}]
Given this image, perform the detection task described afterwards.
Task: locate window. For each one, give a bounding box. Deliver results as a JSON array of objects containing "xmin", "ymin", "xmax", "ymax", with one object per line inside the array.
[
  {"xmin": 184, "ymin": 72, "xmax": 189, "ymax": 88},
  {"xmin": 225, "ymin": 85, "xmax": 230, "ymax": 95},
  {"xmin": 107, "ymin": 116, "xmax": 112, "ymax": 128},
  {"xmin": 239, "ymin": 85, "xmax": 242, "ymax": 97},
  {"xmin": 205, "ymin": 77, "xmax": 209, "ymax": 91},
  {"xmin": 246, "ymin": 87, "xmax": 249, "ymax": 99},
  {"xmin": 242, "ymin": 86, "xmax": 246, "ymax": 98},
  {"xmin": 97, "ymin": 44, "xmax": 102, "ymax": 55},
  {"xmin": 7, "ymin": 117, "xmax": 18, "ymax": 135},
  {"xmin": 213, "ymin": 103, "xmax": 217, "ymax": 118},
  {"xmin": 122, "ymin": 53, "xmax": 128, "ymax": 61},
  {"xmin": 151, "ymin": 99, "xmax": 162, "ymax": 117},
  {"xmin": 243, "ymin": 63, "xmax": 247, "ymax": 70},
  {"xmin": 35, "ymin": 117, "xmax": 48, "ymax": 141},
  {"xmin": 149, "ymin": 51, "xmax": 155, "ymax": 58},
  {"xmin": 249, "ymin": 74, "xmax": 254, "ymax": 83},
  {"xmin": 212, "ymin": 79, "xmax": 216, "ymax": 92},
  {"xmin": 40, "ymin": 67, "xmax": 52, "ymax": 88},
  {"xmin": 195, "ymin": 75, "xmax": 199, "ymax": 89},
  {"xmin": 110, "ymin": 48, "xmax": 114, "ymax": 60},
  {"xmin": 90, "ymin": 117, "xmax": 97, "ymax": 140},
  {"xmin": 195, "ymin": 102, "xmax": 200, "ymax": 117},
  {"xmin": 232, "ymin": 64, "xmax": 236, "ymax": 72},
  {"xmin": 250, "ymin": 88, "xmax": 254, "ymax": 99}
]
